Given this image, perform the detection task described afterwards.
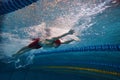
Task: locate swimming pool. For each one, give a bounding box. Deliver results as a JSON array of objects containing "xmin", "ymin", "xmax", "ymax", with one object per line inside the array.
[{"xmin": 0, "ymin": 0, "xmax": 120, "ymax": 80}]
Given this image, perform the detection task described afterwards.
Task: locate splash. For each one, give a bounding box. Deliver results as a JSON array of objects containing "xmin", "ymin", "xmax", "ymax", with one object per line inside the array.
[
  {"xmin": 47, "ymin": 0, "xmax": 111, "ymax": 36},
  {"xmin": 14, "ymin": 52, "xmax": 35, "ymax": 69}
]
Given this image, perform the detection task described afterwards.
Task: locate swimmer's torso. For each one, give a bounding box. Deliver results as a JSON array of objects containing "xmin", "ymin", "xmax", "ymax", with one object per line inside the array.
[{"xmin": 38, "ymin": 39, "xmax": 54, "ymax": 48}]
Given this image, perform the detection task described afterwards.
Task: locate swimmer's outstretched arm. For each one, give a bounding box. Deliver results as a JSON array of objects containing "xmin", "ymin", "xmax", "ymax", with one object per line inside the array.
[
  {"xmin": 62, "ymin": 39, "xmax": 75, "ymax": 44},
  {"xmin": 46, "ymin": 29, "xmax": 75, "ymax": 42},
  {"xmin": 55, "ymin": 29, "xmax": 74, "ymax": 39}
]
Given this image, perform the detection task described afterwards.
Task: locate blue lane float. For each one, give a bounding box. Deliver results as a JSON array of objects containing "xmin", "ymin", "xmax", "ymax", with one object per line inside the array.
[
  {"xmin": 34, "ymin": 44, "xmax": 120, "ymax": 55},
  {"xmin": 0, "ymin": 0, "xmax": 38, "ymax": 15}
]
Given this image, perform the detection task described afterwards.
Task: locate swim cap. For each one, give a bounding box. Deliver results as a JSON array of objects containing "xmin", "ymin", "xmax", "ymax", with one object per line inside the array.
[{"xmin": 54, "ymin": 39, "xmax": 61, "ymax": 46}]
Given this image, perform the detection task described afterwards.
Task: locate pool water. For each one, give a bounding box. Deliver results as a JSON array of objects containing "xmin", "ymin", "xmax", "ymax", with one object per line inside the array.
[{"xmin": 0, "ymin": 0, "xmax": 120, "ymax": 80}]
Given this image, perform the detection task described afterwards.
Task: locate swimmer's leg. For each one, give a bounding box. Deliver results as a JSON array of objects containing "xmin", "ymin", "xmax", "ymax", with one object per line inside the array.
[
  {"xmin": 12, "ymin": 46, "xmax": 32, "ymax": 57},
  {"xmin": 16, "ymin": 46, "xmax": 29, "ymax": 54}
]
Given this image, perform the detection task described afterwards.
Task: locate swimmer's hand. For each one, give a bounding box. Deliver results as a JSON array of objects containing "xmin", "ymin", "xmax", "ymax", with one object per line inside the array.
[{"xmin": 68, "ymin": 29, "xmax": 75, "ymax": 35}]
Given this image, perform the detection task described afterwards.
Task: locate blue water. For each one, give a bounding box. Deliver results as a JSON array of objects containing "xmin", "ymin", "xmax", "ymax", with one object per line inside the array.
[{"xmin": 0, "ymin": 0, "xmax": 120, "ymax": 80}]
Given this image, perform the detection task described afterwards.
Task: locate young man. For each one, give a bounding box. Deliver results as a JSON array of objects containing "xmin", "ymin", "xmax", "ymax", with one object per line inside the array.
[{"xmin": 12, "ymin": 29, "xmax": 76, "ymax": 57}]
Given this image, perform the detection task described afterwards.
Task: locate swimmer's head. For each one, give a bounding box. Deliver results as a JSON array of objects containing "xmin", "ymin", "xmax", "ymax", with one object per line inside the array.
[{"xmin": 53, "ymin": 39, "xmax": 61, "ymax": 48}]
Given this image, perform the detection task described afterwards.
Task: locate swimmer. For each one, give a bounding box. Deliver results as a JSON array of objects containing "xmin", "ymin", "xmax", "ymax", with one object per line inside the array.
[{"xmin": 12, "ymin": 29, "xmax": 76, "ymax": 57}]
